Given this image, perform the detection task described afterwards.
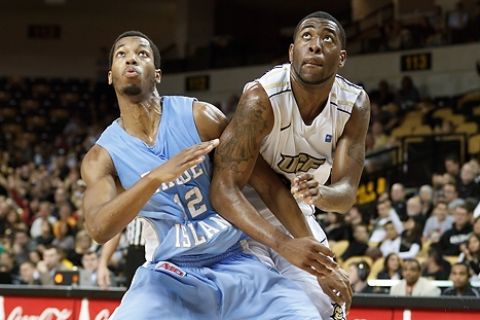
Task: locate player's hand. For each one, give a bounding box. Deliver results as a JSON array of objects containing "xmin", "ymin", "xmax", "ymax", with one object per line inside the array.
[
  {"xmin": 277, "ymin": 237, "xmax": 337, "ymax": 278},
  {"xmin": 152, "ymin": 139, "xmax": 219, "ymax": 183},
  {"xmin": 97, "ymin": 263, "xmax": 111, "ymax": 289},
  {"xmin": 291, "ymin": 173, "xmax": 320, "ymax": 205},
  {"xmin": 318, "ymin": 267, "xmax": 353, "ymax": 312}
]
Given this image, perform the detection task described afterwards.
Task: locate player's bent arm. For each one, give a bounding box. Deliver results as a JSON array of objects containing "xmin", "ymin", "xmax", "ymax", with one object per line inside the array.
[
  {"xmin": 81, "ymin": 146, "xmax": 163, "ymax": 244},
  {"xmin": 248, "ymin": 156, "xmax": 313, "ymax": 238},
  {"xmin": 211, "ymin": 83, "xmax": 307, "ymax": 250},
  {"xmin": 315, "ymin": 90, "xmax": 371, "ymax": 212},
  {"xmin": 82, "ymin": 126, "xmax": 218, "ymax": 244}
]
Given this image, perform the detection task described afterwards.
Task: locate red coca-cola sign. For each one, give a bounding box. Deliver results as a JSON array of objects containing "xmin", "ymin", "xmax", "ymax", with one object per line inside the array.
[
  {"xmin": 0, "ymin": 296, "xmax": 74, "ymax": 320},
  {"xmin": 0, "ymin": 296, "xmax": 119, "ymax": 320}
]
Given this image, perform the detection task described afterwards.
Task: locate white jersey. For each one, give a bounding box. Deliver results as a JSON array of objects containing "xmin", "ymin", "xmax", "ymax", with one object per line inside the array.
[
  {"xmin": 254, "ymin": 63, "xmax": 363, "ymax": 215},
  {"xmin": 245, "ymin": 64, "xmax": 363, "ymax": 319}
]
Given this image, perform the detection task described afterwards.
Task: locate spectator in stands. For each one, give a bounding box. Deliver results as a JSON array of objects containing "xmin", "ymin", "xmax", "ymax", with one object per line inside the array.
[
  {"xmin": 323, "ymin": 212, "xmax": 348, "ymax": 243},
  {"xmin": 0, "ymin": 251, "xmax": 15, "ymax": 284},
  {"xmin": 34, "ymin": 219, "xmax": 54, "ymax": 250},
  {"xmin": 390, "ymin": 258, "xmax": 441, "ymax": 296},
  {"xmin": 457, "ymin": 162, "xmax": 480, "ymax": 201},
  {"xmin": 447, "ymin": 2, "xmax": 470, "ymax": 43},
  {"xmin": 79, "ymin": 251, "xmax": 109, "ymax": 287},
  {"xmin": 37, "ymin": 245, "xmax": 69, "ymax": 285},
  {"xmin": 370, "ymin": 121, "xmax": 390, "ymax": 152},
  {"xmin": 369, "ymin": 80, "xmax": 395, "ymax": 108},
  {"xmin": 406, "ymin": 196, "xmax": 427, "ymax": 227},
  {"xmin": 67, "ymin": 230, "xmax": 94, "ymax": 267},
  {"xmin": 459, "ymin": 234, "xmax": 480, "ymax": 276},
  {"xmin": 438, "ymin": 204, "xmax": 473, "ymax": 256},
  {"xmin": 443, "ymin": 183, "xmax": 463, "ymax": 212},
  {"xmin": 390, "ymin": 183, "xmax": 407, "ymax": 221},
  {"xmin": 344, "ymin": 205, "xmax": 367, "ymax": 242},
  {"xmin": 377, "ymin": 252, "xmax": 403, "ymax": 280},
  {"xmin": 51, "ymin": 216, "xmax": 75, "ymax": 252},
  {"xmin": 30, "ymin": 201, "xmax": 57, "ymax": 239},
  {"xmin": 384, "ymin": 21, "xmax": 403, "ymax": 51},
  {"xmin": 370, "ymin": 197, "xmax": 403, "ymax": 244},
  {"xmin": 444, "ymin": 154, "xmax": 461, "ymax": 184},
  {"xmin": 423, "ymin": 200, "xmax": 454, "ymax": 244},
  {"xmin": 442, "ymin": 263, "xmax": 480, "ymax": 297},
  {"xmin": 395, "ymin": 76, "xmax": 420, "ymax": 113},
  {"xmin": 341, "ymin": 224, "xmax": 369, "ymax": 262},
  {"xmin": 423, "ymin": 247, "xmax": 452, "ymax": 280},
  {"xmin": 419, "ymin": 185, "xmax": 434, "ymax": 217},
  {"xmin": 17, "ymin": 260, "xmax": 41, "ymax": 285},
  {"xmin": 348, "ymin": 261, "xmax": 373, "ymax": 293},
  {"xmin": 379, "ymin": 220, "xmax": 421, "ymax": 259},
  {"xmin": 11, "ymin": 229, "xmax": 35, "ymax": 266},
  {"xmin": 426, "ymin": 5, "xmax": 446, "ymax": 46}
]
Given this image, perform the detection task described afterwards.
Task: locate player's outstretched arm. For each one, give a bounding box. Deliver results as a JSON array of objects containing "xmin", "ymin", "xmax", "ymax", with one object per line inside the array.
[
  {"xmin": 81, "ymin": 140, "xmax": 218, "ymax": 244},
  {"xmin": 211, "ymin": 83, "xmax": 336, "ymax": 277},
  {"xmin": 292, "ymin": 90, "xmax": 371, "ymax": 213}
]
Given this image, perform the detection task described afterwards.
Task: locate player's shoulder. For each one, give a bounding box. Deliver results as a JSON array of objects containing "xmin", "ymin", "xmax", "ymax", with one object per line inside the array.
[
  {"xmin": 193, "ymin": 101, "xmax": 227, "ymax": 141},
  {"xmin": 81, "ymin": 144, "xmax": 116, "ymax": 184}
]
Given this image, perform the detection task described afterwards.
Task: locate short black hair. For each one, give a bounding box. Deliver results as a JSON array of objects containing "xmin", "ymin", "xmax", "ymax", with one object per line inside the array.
[
  {"xmin": 293, "ymin": 11, "xmax": 346, "ymax": 49},
  {"xmin": 403, "ymin": 258, "xmax": 421, "ymax": 271},
  {"xmin": 109, "ymin": 31, "xmax": 161, "ymax": 69}
]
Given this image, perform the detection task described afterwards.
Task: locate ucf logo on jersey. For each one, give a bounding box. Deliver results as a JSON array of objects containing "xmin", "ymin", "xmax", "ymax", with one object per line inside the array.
[{"xmin": 277, "ymin": 152, "xmax": 325, "ymax": 174}]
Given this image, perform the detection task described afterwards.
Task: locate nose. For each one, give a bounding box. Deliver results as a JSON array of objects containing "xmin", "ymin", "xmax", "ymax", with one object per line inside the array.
[
  {"xmin": 125, "ymin": 53, "xmax": 138, "ymax": 65},
  {"xmin": 308, "ymin": 37, "xmax": 322, "ymax": 54}
]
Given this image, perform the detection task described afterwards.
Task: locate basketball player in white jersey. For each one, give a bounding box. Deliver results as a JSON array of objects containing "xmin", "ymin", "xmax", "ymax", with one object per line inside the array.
[{"xmin": 211, "ymin": 11, "xmax": 370, "ymax": 319}]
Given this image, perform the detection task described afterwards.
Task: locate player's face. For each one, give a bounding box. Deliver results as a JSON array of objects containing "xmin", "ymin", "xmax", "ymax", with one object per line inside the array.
[
  {"xmin": 108, "ymin": 36, "xmax": 160, "ymax": 99},
  {"xmin": 289, "ymin": 18, "xmax": 346, "ymax": 85}
]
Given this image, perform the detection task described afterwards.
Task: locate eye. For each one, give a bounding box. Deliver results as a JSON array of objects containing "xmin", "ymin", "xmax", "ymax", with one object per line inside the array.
[
  {"xmin": 323, "ymin": 35, "xmax": 333, "ymax": 42},
  {"xmin": 115, "ymin": 51, "xmax": 125, "ymax": 58},
  {"xmin": 302, "ymin": 32, "xmax": 312, "ymax": 40},
  {"xmin": 139, "ymin": 50, "xmax": 149, "ymax": 57}
]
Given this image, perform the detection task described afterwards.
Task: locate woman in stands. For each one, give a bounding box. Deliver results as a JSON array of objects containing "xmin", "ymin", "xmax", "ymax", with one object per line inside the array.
[{"xmin": 377, "ymin": 252, "xmax": 403, "ymax": 280}]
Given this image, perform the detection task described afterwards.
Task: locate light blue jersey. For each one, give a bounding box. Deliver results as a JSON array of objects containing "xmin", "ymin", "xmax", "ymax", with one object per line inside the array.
[
  {"xmin": 96, "ymin": 96, "xmax": 244, "ymax": 263},
  {"xmin": 98, "ymin": 96, "xmax": 320, "ymax": 319}
]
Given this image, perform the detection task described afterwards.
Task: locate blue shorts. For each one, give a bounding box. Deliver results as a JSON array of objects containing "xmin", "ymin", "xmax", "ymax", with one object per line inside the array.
[{"xmin": 111, "ymin": 250, "xmax": 320, "ymax": 319}]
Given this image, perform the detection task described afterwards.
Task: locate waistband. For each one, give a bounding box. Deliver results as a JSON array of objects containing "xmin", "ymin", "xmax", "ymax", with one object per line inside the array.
[{"xmin": 148, "ymin": 243, "xmax": 243, "ymax": 268}]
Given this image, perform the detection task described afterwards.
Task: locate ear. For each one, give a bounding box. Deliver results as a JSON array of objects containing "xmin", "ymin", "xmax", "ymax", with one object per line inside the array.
[
  {"xmin": 288, "ymin": 44, "xmax": 294, "ymax": 63},
  {"xmin": 108, "ymin": 71, "xmax": 112, "ymax": 85},
  {"xmin": 338, "ymin": 50, "xmax": 347, "ymax": 68},
  {"xmin": 155, "ymin": 69, "xmax": 162, "ymax": 84}
]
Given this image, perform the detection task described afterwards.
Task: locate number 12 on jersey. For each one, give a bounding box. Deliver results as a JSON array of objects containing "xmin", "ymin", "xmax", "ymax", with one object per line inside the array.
[{"xmin": 173, "ymin": 186, "xmax": 207, "ymax": 219}]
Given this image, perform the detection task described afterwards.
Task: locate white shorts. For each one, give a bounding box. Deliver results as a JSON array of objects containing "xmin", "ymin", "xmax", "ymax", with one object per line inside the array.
[{"xmin": 247, "ymin": 209, "xmax": 346, "ymax": 320}]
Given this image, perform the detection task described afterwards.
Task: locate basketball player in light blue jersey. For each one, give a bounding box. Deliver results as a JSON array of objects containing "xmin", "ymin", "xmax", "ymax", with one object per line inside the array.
[{"xmin": 81, "ymin": 31, "xmax": 324, "ymax": 319}]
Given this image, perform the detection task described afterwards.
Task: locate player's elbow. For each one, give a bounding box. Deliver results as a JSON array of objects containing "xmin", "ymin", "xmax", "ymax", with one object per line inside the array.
[
  {"xmin": 338, "ymin": 191, "xmax": 357, "ymax": 213},
  {"xmin": 85, "ymin": 216, "xmax": 110, "ymax": 244}
]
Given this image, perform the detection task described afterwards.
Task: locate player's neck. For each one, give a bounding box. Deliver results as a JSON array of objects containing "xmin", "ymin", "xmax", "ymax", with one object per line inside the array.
[
  {"xmin": 118, "ymin": 94, "xmax": 162, "ymax": 146},
  {"xmin": 291, "ymin": 76, "xmax": 334, "ymax": 124}
]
